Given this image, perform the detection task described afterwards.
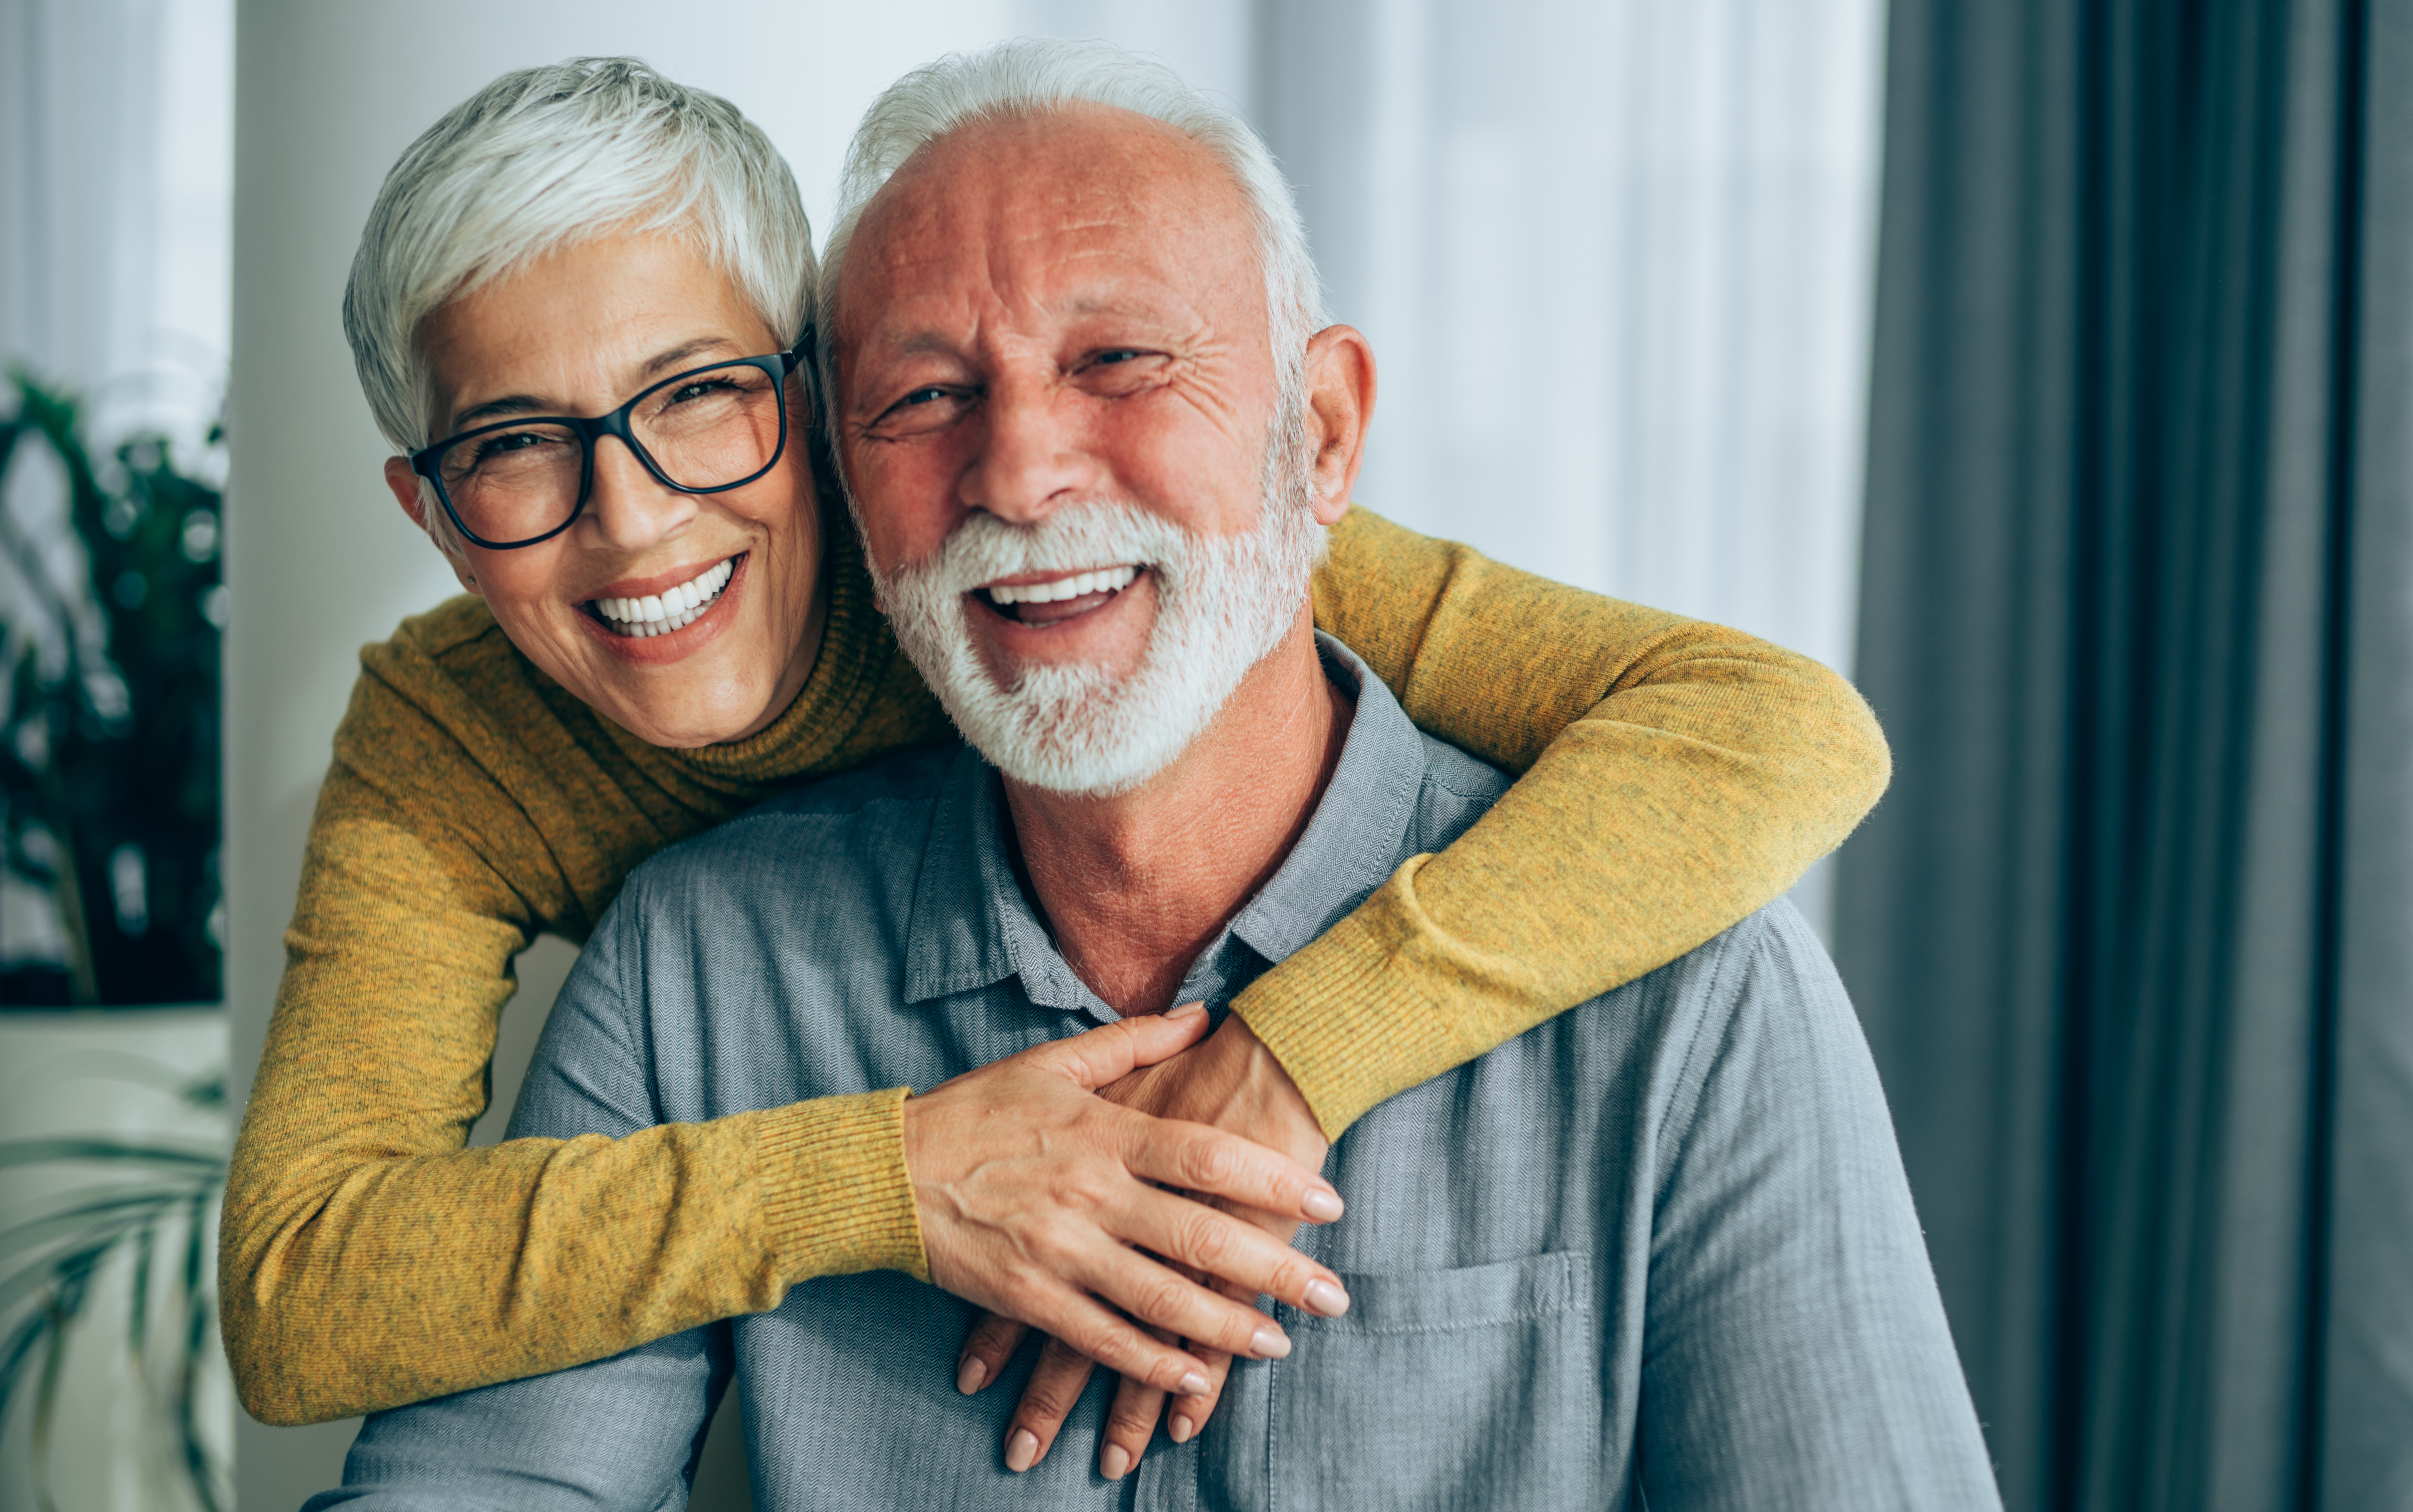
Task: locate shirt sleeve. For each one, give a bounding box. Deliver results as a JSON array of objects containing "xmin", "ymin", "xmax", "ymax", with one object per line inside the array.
[
  {"xmin": 1636, "ymin": 906, "xmax": 2000, "ymax": 1509},
  {"xmin": 302, "ymin": 928, "xmax": 730, "ymax": 1512},
  {"xmin": 1242, "ymin": 505, "xmax": 1893, "ymax": 1137}
]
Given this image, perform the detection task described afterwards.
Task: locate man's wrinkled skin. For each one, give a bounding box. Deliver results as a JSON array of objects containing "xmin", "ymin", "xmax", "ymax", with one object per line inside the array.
[
  {"xmin": 831, "ymin": 103, "xmax": 1381, "ymax": 1478},
  {"xmin": 385, "ymin": 222, "xmax": 1355, "ymax": 1406}
]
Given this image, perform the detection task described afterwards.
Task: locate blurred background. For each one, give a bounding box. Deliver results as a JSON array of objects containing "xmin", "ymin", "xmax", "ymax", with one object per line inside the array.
[{"xmin": 0, "ymin": 0, "xmax": 2402, "ymax": 1508}]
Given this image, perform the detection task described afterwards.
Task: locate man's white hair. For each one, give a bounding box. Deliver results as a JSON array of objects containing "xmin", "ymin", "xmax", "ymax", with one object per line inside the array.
[
  {"xmin": 341, "ymin": 57, "xmax": 815, "ymax": 491},
  {"xmin": 817, "ymin": 37, "xmax": 1329, "ymax": 413}
]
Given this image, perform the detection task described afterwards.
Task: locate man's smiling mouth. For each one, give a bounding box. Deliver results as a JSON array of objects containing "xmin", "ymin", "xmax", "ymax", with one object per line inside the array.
[
  {"xmin": 980, "ymin": 564, "xmax": 1140, "ymax": 623},
  {"xmin": 589, "ymin": 556, "xmax": 736, "ymax": 638}
]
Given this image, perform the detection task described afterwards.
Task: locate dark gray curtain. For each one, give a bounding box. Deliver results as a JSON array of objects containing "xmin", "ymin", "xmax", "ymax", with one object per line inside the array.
[{"xmin": 1837, "ymin": 1, "xmax": 2413, "ymax": 1508}]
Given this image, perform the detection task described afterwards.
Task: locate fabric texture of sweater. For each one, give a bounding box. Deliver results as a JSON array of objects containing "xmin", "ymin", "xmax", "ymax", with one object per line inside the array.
[{"xmin": 223, "ymin": 505, "xmax": 1890, "ymax": 1426}]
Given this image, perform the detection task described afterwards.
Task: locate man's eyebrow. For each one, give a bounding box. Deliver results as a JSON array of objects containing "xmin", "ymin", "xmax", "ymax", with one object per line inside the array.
[
  {"xmin": 446, "ymin": 337, "xmax": 750, "ymax": 431},
  {"xmin": 876, "ymin": 330, "xmax": 967, "ymax": 362}
]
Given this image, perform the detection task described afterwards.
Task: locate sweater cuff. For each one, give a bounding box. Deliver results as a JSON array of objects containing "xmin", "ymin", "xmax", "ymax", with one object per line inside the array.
[
  {"xmin": 756, "ymin": 1088, "xmax": 930, "ymax": 1284},
  {"xmin": 1230, "ymin": 857, "xmax": 1480, "ymax": 1140}
]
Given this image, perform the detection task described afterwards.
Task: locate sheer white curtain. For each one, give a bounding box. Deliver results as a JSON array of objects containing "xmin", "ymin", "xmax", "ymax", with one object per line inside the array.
[
  {"xmin": 1259, "ymin": 0, "xmax": 1886, "ymax": 680},
  {"xmin": 0, "ymin": 0, "xmax": 233, "ymax": 447}
]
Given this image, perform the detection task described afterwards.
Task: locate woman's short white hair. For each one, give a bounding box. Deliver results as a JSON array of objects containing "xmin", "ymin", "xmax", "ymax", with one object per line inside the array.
[
  {"xmin": 342, "ymin": 58, "xmax": 815, "ymax": 466},
  {"xmin": 817, "ymin": 38, "xmax": 1329, "ymax": 411}
]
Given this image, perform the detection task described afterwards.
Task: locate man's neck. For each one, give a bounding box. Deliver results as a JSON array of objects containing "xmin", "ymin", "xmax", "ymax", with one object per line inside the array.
[{"xmin": 1001, "ymin": 610, "xmax": 1353, "ymax": 1016}]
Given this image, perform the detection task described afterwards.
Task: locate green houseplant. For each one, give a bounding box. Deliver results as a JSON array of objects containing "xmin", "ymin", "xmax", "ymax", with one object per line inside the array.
[
  {"xmin": 0, "ymin": 377, "xmax": 230, "ymax": 1510},
  {"xmin": 0, "ymin": 1072, "xmax": 230, "ymax": 1512},
  {"xmin": 1, "ymin": 374, "xmax": 223, "ymax": 1008}
]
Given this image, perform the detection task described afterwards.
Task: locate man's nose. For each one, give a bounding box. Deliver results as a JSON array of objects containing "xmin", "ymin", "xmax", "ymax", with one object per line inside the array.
[
  {"xmin": 959, "ymin": 376, "xmax": 1102, "ymax": 524},
  {"xmin": 583, "ymin": 434, "xmax": 700, "ymax": 550}
]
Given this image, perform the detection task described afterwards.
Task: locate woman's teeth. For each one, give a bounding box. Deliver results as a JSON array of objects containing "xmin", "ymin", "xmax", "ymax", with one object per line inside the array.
[
  {"xmin": 592, "ymin": 558, "xmax": 735, "ymax": 638},
  {"xmin": 984, "ymin": 565, "xmax": 1139, "ymax": 607}
]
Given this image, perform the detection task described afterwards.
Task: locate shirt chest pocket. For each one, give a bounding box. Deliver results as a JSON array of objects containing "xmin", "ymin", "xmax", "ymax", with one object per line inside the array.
[{"xmin": 1258, "ymin": 1251, "xmax": 1601, "ymax": 1512}]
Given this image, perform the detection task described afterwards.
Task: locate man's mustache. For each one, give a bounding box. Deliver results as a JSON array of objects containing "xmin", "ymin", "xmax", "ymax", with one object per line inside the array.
[{"xmin": 883, "ymin": 503, "xmax": 1194, "ymax": 602}]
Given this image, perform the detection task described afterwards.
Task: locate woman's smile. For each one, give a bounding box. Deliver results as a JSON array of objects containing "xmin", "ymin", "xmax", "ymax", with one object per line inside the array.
[{"xmin": 586, "ymin": 553, "xmax": 736, "ymax": 638}]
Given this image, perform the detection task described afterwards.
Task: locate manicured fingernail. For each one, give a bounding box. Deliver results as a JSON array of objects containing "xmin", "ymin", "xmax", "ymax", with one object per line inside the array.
[
  {"xmin": 957, "ymin": 1356, "xmax": 988, "ymax": 1394},
  {"xmin": 1167, "ymin": 1000, "xmax": 1206, "ymax": 1018},
  {"xmin": 1100, "ymin": 1444, "xmax": 1132, "ymax": 1480},
  {"xmin": 1301, "ymin": 1186, "xmax": 1344, "ymax": 1222},
  {"xmin": 1303, "ymin": 1278, "xmax": 1350, "ymax": 1317},
  {"xmin": 1179, "ymin": 1369, "xmax": 1211, "ymax": 1396},
  {"xmin": 1005, "ymin": 1428, "xmax": 1040, "ymax": 1473},
  {"xmin": 1251, "ymin": 1325, "xmax": 1291, "ymax": 1360},
  {"xmin": 1170, "ymin": 1413, "xmax": 1196, "ymax": 1443}
]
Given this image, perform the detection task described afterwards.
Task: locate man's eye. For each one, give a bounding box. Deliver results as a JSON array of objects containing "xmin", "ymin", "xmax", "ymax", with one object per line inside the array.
[
  {"xmin": 865, "ymin": 385, "xmax": 974, "ymax": 439},
  {"xmin": 1080, "ymin": 350, "xmax": 1169, "ymax": 389}
]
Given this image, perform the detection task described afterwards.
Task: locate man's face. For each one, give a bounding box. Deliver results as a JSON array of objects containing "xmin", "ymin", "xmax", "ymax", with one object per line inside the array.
[{"xmin": 833, "ymin": 106, "xmax": 1326, "ymax": 794}]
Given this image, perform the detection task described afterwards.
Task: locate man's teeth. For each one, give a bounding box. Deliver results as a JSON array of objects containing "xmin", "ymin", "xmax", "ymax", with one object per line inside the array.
[
  {"xmin": 984, "ymin": 565, "xmax": 1139, "ymax": 607},
  {"xmin": 592, "ymin": 558, "xmax": 735, "ymax": 638}
]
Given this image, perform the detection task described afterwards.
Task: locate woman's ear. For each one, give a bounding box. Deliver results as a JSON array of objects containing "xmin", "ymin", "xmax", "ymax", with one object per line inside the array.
[
  {"xmin": 383, "ymin": 456, "xmax": 480, "ymax": 593},
  {"xmin": 1301, "ymin": 325, "xmax": 1377, "ymax": 526}
]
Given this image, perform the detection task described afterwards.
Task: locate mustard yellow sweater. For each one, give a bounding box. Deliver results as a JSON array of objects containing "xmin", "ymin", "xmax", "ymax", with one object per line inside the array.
[{"xmin": 222, "ymin": 507, "xmax": 1887, "ymax": 1426}]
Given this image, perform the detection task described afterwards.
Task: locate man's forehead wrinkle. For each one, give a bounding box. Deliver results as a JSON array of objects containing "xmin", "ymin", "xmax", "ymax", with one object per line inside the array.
[
  {"xmin": 837, "ymin": 104, "xmax": 1274, "ymax": 424},
  {"xmin": 891, "ymin": 103, "xmax": 1254, "ymax": 253}
]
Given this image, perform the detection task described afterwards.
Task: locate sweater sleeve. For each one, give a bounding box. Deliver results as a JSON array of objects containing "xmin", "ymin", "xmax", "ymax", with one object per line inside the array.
[
  {"xmin": 219, "ymin": 650, "xmax": 925, "ymax": 1428},
  {"xmin": 1238, "ymin": 506, "xmax": 1891, "ymax": 1138}
]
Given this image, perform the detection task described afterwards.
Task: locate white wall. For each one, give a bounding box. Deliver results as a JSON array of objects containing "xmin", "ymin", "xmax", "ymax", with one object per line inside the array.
[{"xmin": 223, "ymin": 6, "xmax": 1251, "ymax": 1505}]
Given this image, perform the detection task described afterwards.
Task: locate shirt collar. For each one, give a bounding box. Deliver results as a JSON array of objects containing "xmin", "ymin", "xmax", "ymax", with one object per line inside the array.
[{"xmin": 901, "ymin": 632, "xmax": 1430, "ymax": 1018}]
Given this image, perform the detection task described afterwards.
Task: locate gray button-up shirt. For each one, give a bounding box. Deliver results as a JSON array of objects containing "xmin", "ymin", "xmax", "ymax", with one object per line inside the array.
[{"xmin": 311, "ymin": 635, "xmax": 1999, "ymax": 1512}]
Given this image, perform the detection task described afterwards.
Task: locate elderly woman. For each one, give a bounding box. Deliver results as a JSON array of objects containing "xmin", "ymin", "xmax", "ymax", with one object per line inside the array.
[{"xmin": 223, "ymin": 54, "xmax": 1889, "ymax": 1452}]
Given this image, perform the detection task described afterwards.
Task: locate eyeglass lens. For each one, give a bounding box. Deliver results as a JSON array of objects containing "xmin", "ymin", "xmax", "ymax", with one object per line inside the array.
[{"xmin": 437, "ymin": 361, "xmax": 786, "ymax": 545}]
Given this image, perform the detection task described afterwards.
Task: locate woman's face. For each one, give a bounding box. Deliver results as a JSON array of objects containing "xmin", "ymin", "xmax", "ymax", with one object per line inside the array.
[{"xmin": 384, "ymin": 231, "xmax": 825, "ymax": 749}]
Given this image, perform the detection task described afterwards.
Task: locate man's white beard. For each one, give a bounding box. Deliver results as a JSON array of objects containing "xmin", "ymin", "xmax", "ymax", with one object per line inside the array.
[{"xmin": 874, "ymin": 431, "xmax": 1327, "ymax": 798}]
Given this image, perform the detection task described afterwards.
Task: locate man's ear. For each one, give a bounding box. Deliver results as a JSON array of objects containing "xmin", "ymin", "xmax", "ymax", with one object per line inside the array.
[
  {"xmin": 383, "ymin": 455, "xmax": 481, "ymax": 595},
  {"xmin": 1300, "ymin": 325, "xmax": 1377, "ymax": 527}
]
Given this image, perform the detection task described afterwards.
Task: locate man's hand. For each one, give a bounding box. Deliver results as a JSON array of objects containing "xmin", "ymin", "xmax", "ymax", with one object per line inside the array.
[
  {"xmin": 904, "ymin": 1003, "xmax": 1348, "ymax": 1425},
  {"xmin": 953, "ymin": 1010, "xmax": 1337, "ymax": 1476}
]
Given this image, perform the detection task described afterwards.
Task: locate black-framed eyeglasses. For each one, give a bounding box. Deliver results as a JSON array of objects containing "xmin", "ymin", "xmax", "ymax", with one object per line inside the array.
[{"xmin": 409, "ymin": 337, "xmax": 811, "ymax": 551}]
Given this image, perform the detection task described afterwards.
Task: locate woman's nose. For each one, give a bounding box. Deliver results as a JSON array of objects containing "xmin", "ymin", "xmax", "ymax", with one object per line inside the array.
[{"xmin": 583, "ymin": 434, "xmax": 699, "ymax": 549}]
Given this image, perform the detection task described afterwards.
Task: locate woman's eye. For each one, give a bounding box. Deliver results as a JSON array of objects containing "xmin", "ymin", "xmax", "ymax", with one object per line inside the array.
[
  {"xmin": 475, "ymin": 431, "xmax": 546, "ymax": 462},
  {"xmin": 900, "ymin": 386, "xmax": 952, "ymax": 407},
  {"xmin": 1095, "ymin": 349, "xmax": 1144, "ymax": 365},
  {"xmin": 667, "ymin": 377, "xmax": 740, "ymax": 405}
]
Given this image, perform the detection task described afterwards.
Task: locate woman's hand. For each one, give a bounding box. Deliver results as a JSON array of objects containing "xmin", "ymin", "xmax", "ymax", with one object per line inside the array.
[
  {"xmin": 951, "ymin": 1009, "xmax": 1338, "ymax": 1476},
  {"xmin": 902, "ymin": 1003, "xmax": 1349, "ymax": 1424}
]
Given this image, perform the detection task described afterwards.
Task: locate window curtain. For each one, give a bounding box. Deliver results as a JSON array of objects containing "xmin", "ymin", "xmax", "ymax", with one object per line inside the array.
[
  {"xmin": 1836, "ymin": 1, "xmax": 2412, "ymax": 1507},
  {"xmin": 0, "ymin": 0, "xmax": 233, "ymax": 447},
  {"xmin": 1252, "ymin": 0, "xmax": 1884, "ymax": 683}
]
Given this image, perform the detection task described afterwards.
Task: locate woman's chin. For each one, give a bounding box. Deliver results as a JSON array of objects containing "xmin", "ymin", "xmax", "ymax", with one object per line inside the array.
[
  {"xmin": 567, "ymin": 649, "xmax": 783, "ymax": 750},
  {"xmin": 599, "ymin": 692, "xmax": 776, "ymax": 751}
]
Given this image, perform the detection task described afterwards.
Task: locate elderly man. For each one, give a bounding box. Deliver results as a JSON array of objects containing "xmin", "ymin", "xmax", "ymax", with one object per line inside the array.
[{"xmin": 312, "ymin": 40, "xmax": 1998, "ymax": 1511}]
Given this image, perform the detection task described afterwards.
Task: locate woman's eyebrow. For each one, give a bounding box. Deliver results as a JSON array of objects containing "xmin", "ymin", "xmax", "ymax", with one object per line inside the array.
[
  {"xmin": 446, "ymin": 337, "xmax": 750, "ymax": 429},
  {"xmin": 639, "ymin": 335, "xmax": 742, "ymax": 378},
  {"xmin": 449, "ymin": 393, "xmax": 550, "ymax": 428}
]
